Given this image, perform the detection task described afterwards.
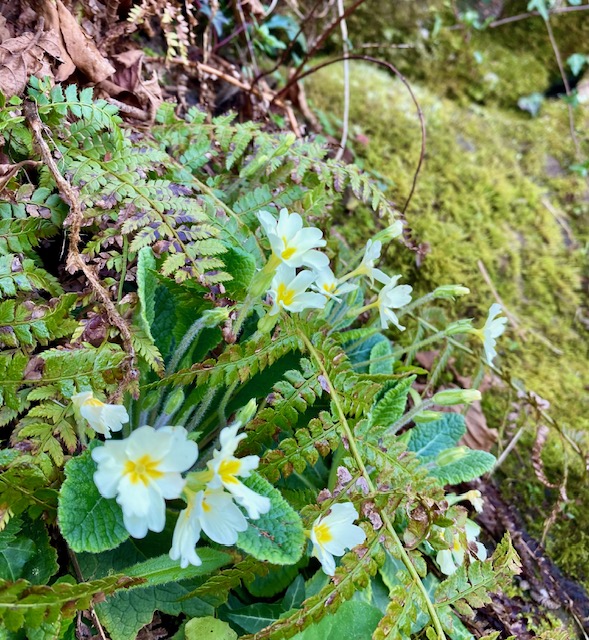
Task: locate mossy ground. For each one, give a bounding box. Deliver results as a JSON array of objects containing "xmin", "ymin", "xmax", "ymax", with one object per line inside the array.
[{"xmin": 303, "ymin": 8, "xmax": 589, "ymax": 596}]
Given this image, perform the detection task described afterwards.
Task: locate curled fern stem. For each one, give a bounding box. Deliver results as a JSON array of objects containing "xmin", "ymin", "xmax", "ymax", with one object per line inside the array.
[{"xmin": 298, "ymin": 329, "xmax": 447, "ymax": 640}]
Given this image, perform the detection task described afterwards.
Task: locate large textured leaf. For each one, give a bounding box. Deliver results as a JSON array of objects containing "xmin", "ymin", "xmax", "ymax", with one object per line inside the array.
[
  {"xmin": 291, "ymin": 600, "xmax": 382, "ymax": 640},
  {"xmin": 185, "ymin": 616, "xmax": 237, "ymax": 640},
  {"xmin": 236, "ymin": 473, "xmax": 305, "ymax": 565},
  {"xmin": 58, "ymin": 445, "xmax": 129, "ymax": 553},
  {"xmin": 226, "ymin": 602, "xmax": 284, "ymax": 634},
  {"xmin": 431, "ymin": 450, "xmax": 496, "ymax": 485},
  {"xmin": 120, "ymin": 550, "xmax": 231, "ymax": 588},
  {"xmin": 407, "ymin": 413, "xmax": 466, "ymax": 459}
]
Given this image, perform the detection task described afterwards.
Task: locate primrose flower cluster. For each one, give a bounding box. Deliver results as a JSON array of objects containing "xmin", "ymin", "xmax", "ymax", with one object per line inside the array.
[
  {"xmin": 257, "ymin": 208, "xmax": 412, "ymax": 330},
  {"xmin": 81, "ymin": 393, "xmax": 270, "ymax": 568}
]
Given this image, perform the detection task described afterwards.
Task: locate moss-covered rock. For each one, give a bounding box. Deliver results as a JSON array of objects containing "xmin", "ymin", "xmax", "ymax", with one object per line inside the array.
[{"xmin": 304, "ymin": 56, "xmax": 589, "ymax": 589}]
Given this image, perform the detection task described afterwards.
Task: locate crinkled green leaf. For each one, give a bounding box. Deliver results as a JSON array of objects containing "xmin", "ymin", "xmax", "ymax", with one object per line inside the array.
[
  {"xmin": 226, "ymin": 602, "xmax": 284, "ymax": 634},
  {"xmin": 58, "ymin": 444, "xmax": 129, "ymax": 553},
  {"xmin": 407, "ymin": 413, "xmax": 466, "ymax": 459},
  {"xmin": 185, "ymin": 616, "xmax": 237, "ymax": 640},
  {"xmin": 432, "ymin": 449, "xmax": 496, "ymax": 485},
  {"xmin": 291, "ymin": 600, "xmax": 382, "ymax": 640},
  {"xmin": 222, "ymin": 245, "xmax": 255, "ymax": 297},
  {"xmin": 236, "ymin": 473, "xmax": 305, "ymax": 565}
]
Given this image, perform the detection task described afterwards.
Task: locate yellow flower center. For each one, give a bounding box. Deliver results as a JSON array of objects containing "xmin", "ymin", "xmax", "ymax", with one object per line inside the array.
[
  {"xmin": 83, "ymin": 397, "xmax": 104, "ymax": 407},
  {"xmin": 123, "ymin": 454, "xmax": 163, "ymax": 485},
  {"xmin": 219, "ymin": 458, "xmax": 241, "ymax": 485},
  {"xmin": 202, "ymin": 496, "xmax": 212, "ymax": 512},
  {"xmin": 452, "ymin": 536, "xmax": 462, "ymax": 552},
  {"xmin": 276, "ymin": 282, "xmax": 296, "ymax": 307},
  {"xmin": 322, "ymin": 282, "xmax": 336, "ymax": 293},
  {"xmin": 314, "ymin": 522, "xmax": 333, "ymax": 546},
  {"xmin": 281, "ymin": 237, "xmax": 296, "ymax": 260}
]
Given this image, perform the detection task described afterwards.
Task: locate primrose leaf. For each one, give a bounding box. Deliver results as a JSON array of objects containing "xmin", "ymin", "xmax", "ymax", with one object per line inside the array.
[
  {"xmin": 58, "ymin": 444, "xmax": 129, "ymax": 553},
  {"xmin": 236, "ymin": 473, "xmax": 305, "ymax": 565},
  {"xmin": 407, "ymin": 413, "xmax": 466, "ymax": 459}
]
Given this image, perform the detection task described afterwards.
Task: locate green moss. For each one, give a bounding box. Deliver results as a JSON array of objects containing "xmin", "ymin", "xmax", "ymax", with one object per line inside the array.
[{"xmin": 304, "ymin": 60, "xmax": 589, "ymax": 588}]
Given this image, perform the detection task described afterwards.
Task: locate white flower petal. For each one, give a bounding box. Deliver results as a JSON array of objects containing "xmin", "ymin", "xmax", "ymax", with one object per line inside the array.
[
  {"xmin": 436, "ymin": 549, "xmax": 457, "ymax": 575},
  {"xmin": 197, "ymin": 489, "xmax": 248, "ymax": 545},
  {"xmin": 170, "ymin": 507, "xmax": 202, "ymax": 569},
  {"xmin": 227, "ymin": 482, "xmax": 271, "ymax": 519}
]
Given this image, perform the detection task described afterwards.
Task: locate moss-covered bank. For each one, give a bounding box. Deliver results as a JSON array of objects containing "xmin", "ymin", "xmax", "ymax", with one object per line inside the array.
[{"xmin": 304, "ymin": 55, "xmax": 589, "ymax": 589}]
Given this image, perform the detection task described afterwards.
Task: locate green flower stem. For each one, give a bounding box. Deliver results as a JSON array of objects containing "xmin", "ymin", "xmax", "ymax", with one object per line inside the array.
[
  {"xmin": 299, "ymin": 330, "xmax": 447, "ymax": 640},
  {"xmin": 388, "ymin": 399, "xmax": 435, "ymax": 435},
  {"xmin": 351, "ymin": 329, "xmax": 450, "ymax": 369},
  {"xmin": 397, "ymin": 292, "xmax": 437, "ymax": 317}
]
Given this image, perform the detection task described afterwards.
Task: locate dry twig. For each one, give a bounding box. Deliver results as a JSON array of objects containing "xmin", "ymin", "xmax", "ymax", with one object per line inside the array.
[{"xmin": 25, "ymin": 101, "xmax": 137, "ymax": 399}]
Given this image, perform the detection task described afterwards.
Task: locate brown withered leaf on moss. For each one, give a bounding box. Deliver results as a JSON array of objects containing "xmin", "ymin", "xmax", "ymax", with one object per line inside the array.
[
  {"xmin": 37, "ymin": 0, "xmax": 115, "ymax": 83},
  {"xmin": 0, "ymin": 31, "xmax": 62, "ymax": 96}
]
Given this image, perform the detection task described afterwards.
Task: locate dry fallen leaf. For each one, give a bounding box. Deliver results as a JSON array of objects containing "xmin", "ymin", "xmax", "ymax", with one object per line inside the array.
[
  {"xmin": 0, "ymin": 30, "xmax": 62, "ymax": 96},
  {"xmin": 37, "ymin": 0, "xmax": 115, "ymax": 83}
]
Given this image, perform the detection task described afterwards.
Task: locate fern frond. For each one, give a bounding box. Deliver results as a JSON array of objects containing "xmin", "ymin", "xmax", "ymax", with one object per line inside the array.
[{"xmin": 0, "ymin": 255, "xmax": 62, "ymax": 299}]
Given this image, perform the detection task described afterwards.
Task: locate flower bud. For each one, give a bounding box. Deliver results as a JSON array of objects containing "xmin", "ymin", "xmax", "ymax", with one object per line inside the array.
[
  {"xmin": 161, "ymin": 388, "xmax": 185, "ymax": 417},
  {"xmin": 446, "ymin": 319, "xmax": 474, "ymax": 336},
  {"xmin": 413, "ymin": 410, "xmax": 445, "ymax": 423},
  {"xmin": 201, "ymin": 307, "xmax": 230, "ymax": 328},
  {"xmin": 436, "ymin": 446, "xmax": 469, "ymax": 466},
  {"xmin": 141, "ymin": 391, "xmax": 160, "ymax": 411},
  {"xmin": 235, "ymin": 399, "xmax": 257, "ymax": 426},
  {"xmin": 374, "ymin": 220, "xmax": 403, "ymax": 243},
  {"xmin": 434, "ymin": 284, "xmax": 470, "ymax": 300},
  {"xmin": 432, "ymin": 388, "xmax": 481, "ymax": 406}
]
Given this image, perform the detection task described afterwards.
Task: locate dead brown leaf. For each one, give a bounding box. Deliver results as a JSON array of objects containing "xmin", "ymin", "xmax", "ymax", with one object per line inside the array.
[
  {"xmin": 0, "ymin": 30, "xmax": 62, "ymax": 96},
  {"xmin": 37, "ymin": 0, "xmax": 115, "ymax": 83}
]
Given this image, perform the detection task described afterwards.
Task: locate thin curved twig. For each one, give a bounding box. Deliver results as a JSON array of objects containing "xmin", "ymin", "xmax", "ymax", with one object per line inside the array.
[
  {"xmin": 488, "ymin": 3, "xmax": 589, "ymax": 28},
  {"xmin": 25, "ymin": 101, "xmax": 137, "ymax": 399},
  {"xmin": 334, "ymin": 0, "xmax": 350, "ymax": 161},
  {"xmin": 272, "ymin": 0, "xmax": 369, "ymax": 101},
  {"xmin": 278, "ymin": 54, "xmax": 426, "ymax": 215}
]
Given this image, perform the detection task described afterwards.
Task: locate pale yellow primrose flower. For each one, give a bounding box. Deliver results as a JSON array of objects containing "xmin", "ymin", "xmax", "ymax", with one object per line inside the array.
[
  {"xmin": 481, "ymin": 303, "xmax": 507, "ymax": 365},
  {"xmin": 257, "ymin": 208, "xmax": 329, "ymax": 271},
  {"xmin": 312, "ymin": 266, "xmax": 358, "ymax": 302},
  {"xmin": 436, "ymin": 520, "xmax": 487, "ymax": 576},
  {"xmin": 72, "ymin": 391, "xmax": 129, "ymax": 438},
  {"xmin": 169, "ymin": 488, "xmax": 248, "ymax": 568},
  {"xmin": 377, "ymin": 276, "xmax": 413, "ymax": 330},
  {"xmin": 268, "ymin": 265, "xmax": 327, "ymax": 316},
  {"xmin": 169, "ymin": 502, "xmax": 202, "ymax": 569},
  {"xmin": 92, "ymin": 425, "xmax": 198, "ymax": 538},
  {"xmin": 353, "ymin": 239, "xmax": 390, "ymax": 285},
  {"xmin": 310, "ymin": 503, "xmax": 366, "ymax": 576},
  {"xmin": 207, "ymin": 423, "xmax": 271, "ymax": 519}
]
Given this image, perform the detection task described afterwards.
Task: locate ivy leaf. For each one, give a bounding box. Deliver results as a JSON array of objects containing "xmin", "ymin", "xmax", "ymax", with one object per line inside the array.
[
  {"xmin": 236, "ymin": 473, "xmax": 305, "ymax": 565},
  {"xmin": 527, "ymin": 0, "xmax": 550, "ymax": 20},
  {"xmin": 407, "ymin": 413, "xmax": 466, "ymax": 459},
  {"xmin": 58, "ymin": 444, "xmax": 129, "ymax": 553},
  {"xmin": 567, "ymin": 53, "xmax": 588, "ymax": 76},
  {"xmin": 185, "ymin": 616, "xmax": 237, "ymax": 640}
]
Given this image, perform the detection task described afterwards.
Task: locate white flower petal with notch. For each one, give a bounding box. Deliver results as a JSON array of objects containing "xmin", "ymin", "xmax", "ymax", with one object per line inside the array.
[
  {"xmin": 91, "ymin": 425, "xmax": 198, "ymax": 539},
  {"xmin": 72, "ymin": 391, "xmax": 129, "ymax": 438}
]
